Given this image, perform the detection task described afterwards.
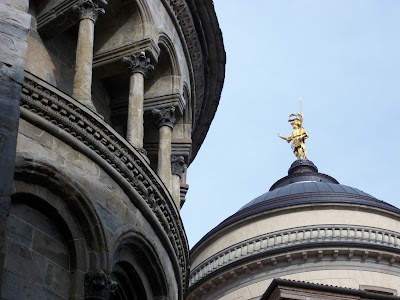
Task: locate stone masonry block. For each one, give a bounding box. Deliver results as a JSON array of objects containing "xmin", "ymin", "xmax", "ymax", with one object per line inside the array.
[
  {"xmin": 0, "ymin": 98, "xmax": 20, "ymax": 117},
  {"xmin": 19, "ymin": 120, "xmax": 53, "ymax": 150},
  {"xmin": 0, "ymin": 31, "xmax": 28, "ymax": 68},
  {"xmin": 0, "ymin": 0, "xmax": 28, "ymax": 12},
  {"xmin": 4, "ymin": 241, "xmax": 45, "ymax": 284},
  {"xmin": 0, "ymin": 4, "xmax": 31, "ymax": 30},
  {"xmin": 0, "ymin": 134, "xmax": 17, "ymax": 159},
  {"xmin": 0, "ymin": 112, "xmax": 19, "ymax": 136},
  {"xmin": 5, "ymin": 214, "xmax": 33, "ymax": 248},
  {"xmin": 45, "ymin": 259, "xmax": 71, "ymax": 298},
  {"xmin": 11, "ymin": 202, "xmax": 66, "ymax": 244},
  {"xmin": 32, "ymin": 229, "xmax": 69, "ymax": 270},
  {"xmin": 0, "ymin": 156, "xmax": 16, "ymax": 197}
]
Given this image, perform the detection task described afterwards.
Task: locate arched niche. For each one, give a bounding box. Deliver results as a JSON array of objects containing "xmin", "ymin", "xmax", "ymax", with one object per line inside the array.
[
  {"xmin": 1, "ymin": 153, "xmax": 111, "ymax": 298},
  {"xmin": 3, "ymin": 191, "xmax": 75, "ymax": 299},
  {"xmin": 144, "ymin": 33, "xmax": 183, "ymax": 111},
  {"xmin": 111, "ymin": 231, "xmax": 169, "ymax": 300},
  {"xmin": 94, "ymin": 0, "xmax": 155, "ymax": 57}
]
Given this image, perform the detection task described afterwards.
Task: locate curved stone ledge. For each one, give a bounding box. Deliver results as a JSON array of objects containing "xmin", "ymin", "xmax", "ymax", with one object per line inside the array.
[
  {"xmin": 189, "ymin": 224, "xmax": 400, "ymax": 290},
  {"xmin": 19, "ymin": 71, "xmax": 189, "ymax": 295},
  {"xmin": 188, "ymin": 245, "xmax": 400, "ymax": 300}
]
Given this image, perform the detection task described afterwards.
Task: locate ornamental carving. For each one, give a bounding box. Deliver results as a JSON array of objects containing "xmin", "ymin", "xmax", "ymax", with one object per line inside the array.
[
  {"xmin": 84, "ymin": 270, "xmax": 118, "ymax": 300},
  {"xmin": 152, "ymin": 106, "xmax": 177, "ymax": 129},
  {"xmin": 19, "ymin": 72, "xmax": 189, "ymax": 294},
  {"xmin": 171, "ymin": 156, "xmax": 185, "ymax": 178},
  {"xmin": 122, "ymin": 52, "xmax": 154, "ymax": 78},
  {"xmin": 73, "ymin": 0, "xmax": 105, "ymax": 23}
]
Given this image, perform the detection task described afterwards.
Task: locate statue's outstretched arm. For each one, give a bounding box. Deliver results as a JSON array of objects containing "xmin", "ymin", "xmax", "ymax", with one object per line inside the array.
[{"xmin": 278, "ymin": 134, "xmax": 291, "ymax": 143}]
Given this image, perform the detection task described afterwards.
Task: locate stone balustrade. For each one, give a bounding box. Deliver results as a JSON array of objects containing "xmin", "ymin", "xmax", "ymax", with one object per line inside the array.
[
  {"xmin": 190, "ymin": 224, "xmax": 400, "ymax": 287},
  {"xmin": 19, "ymin": 71, "xmax": 190, "ymax": 293}
]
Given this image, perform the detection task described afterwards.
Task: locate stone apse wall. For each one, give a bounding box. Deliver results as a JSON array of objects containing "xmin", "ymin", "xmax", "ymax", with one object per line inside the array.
[{"xmin": 0, "ymin": 0, "xmax": 225, "ymax": 299}]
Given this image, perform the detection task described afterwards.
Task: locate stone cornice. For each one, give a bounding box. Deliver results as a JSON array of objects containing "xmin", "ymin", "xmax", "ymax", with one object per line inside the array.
[
  {"xmin": 73, "ymin": 0, "xmax": 105, "ymax": 23},
  {"xmin": 19, "ymin": 71, "xmax": 189, "ymax": 297},
  {"xmin": 188, "ymin": 224, "xmax": 400, "ymax": 295},
  {"xmin": 93, "ymin": 38, "xmax": 161, "ymax": 69},
  {"xmin": 122, "ymin": 52, "xmax": 154, "ymax": 78},
  {"xmin": 37, "ymin": 0, "xmax": 80, "ymax": 38},
  {"xmin": 188, "ymin": 244, "xmax": 400, "ymax": 300}
]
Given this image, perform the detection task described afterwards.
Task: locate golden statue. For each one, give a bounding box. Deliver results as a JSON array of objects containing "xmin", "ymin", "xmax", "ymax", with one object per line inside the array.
[{"xmin": 278, "ymin": 98, "xmax": 309, "ymax": 160}]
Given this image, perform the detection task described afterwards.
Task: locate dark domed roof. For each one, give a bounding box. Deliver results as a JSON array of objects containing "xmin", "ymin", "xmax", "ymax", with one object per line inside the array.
[
  {"xmin": 191, "ymin": 160, "xmax": 400, "ymax": 252},
  {"xmin": 235, "ymin": 159, "xmax": 400, "ymax": 217},
  {"xmin": 240, "ymin": 181, "xmax": 376, "ymax": 211},
  {"xmin": 239, "ymin": 159, "xmax": 375, "ymax": 211}
]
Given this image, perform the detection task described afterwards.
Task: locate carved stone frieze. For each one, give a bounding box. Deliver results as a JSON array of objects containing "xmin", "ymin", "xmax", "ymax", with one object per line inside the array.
[
  {"xmin": 165, "ymin": 0, "xmax": 205, "ymax": 103},
  {"xmin": 122, "ymin": 52, "xmax": 154, "ymax": 78},
  {"xmin": 84, "ymin": 270, "xmax": 118, "ymax": 300},
  {"xmin": 171, "ymin": 156, "xmax": 185, "ymax": 178},
  {"xmin": 19, "ymin": 72, "xmax": 189, "ymax": 294},
  {"xmin": 152, "ymin": 106, "xmax": 177, "ymax": 129},
  {"xmin": 73, "ymin": 0, "xmax": 105, "ymax": 23}
]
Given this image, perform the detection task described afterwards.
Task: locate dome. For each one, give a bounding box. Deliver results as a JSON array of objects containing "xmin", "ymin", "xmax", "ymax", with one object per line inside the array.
[
  {"xmin": 188, "ymin": 160, "xmax": 400, "ymax": 300},
  {"xmin": 193, "ymin": 159, "xmax": 400, "ymax": 250},
  {"xmin": 239, "ymin": 159, "xmax": 398, "ymax": 214}
]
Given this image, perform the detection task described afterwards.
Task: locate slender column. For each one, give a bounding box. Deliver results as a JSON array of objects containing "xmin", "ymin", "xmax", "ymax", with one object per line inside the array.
[
  {"xmin": 122, "ymin": 52, "xmax": 154, "ymax": 154},
  {"xmin": 171, "ymin": 156, "xmax": 185, "ymax": 209},
  {"xmin": 153, "ymin": 107, "xmax": 176, "ymax": 192},
  {"xmin": 72, "ymin": 0, "xmax": 105, "ymax": 110}
]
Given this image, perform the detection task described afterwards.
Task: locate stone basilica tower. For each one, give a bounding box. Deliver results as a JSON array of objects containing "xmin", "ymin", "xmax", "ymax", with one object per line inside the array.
[
  {"xmin": 0, "ymin": 0, "xmax": 225, "ymax": 299},
  {"xmin": 187, "ymin": 159, "xmax": 400, "ymax": 299}
]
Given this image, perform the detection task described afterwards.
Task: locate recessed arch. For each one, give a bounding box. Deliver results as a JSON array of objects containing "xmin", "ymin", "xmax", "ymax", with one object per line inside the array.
[
  {"xmin": 94, "ymin": 0, "xmax": 156, "ymax": 56},
  {"xmin": 111, "ymin": 229, "xmax": 169, "ymax": 299},
  {"xmin": 13, "ymin": 152, "xmax": 110, "ymax": 269}
]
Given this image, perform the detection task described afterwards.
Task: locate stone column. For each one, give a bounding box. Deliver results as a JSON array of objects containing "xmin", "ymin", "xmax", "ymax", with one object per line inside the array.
[
  {"xmin": 122, "ymin": 52, "xmax": 154, "ymax": 154},
  {"xmin": 72, "ymin": 0, "xmax": 105, "ymax": 110},
  {"xmin": 171, "ymin": 156, "xmax": 185, "ymax": 209},
  {"xmin": 152, "ymin": 107, "xmax": 176, "ymax": 193},
  {"xmin": 84, "ymin": 270, "xmax": 117, "ymax": 300}
]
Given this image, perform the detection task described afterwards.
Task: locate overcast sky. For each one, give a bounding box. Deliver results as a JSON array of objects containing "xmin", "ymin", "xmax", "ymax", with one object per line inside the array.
[{"xmin": 181, "ymin": 0, "xmax": 400, "ymax": 248}]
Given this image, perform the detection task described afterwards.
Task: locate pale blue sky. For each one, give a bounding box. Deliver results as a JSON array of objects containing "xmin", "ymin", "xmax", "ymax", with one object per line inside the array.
[{"xmin": 181, "ymin": 1, "xmax": 400, "ymax": 248}]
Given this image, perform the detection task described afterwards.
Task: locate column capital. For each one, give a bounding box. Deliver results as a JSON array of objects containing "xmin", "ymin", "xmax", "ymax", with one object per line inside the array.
[
  {"xmin": 152, "ymin": 106, "xmax": 176, "ymax": 129},
  {"xmin": 84, "ymin": 270, "xmax": 118, "ymax": 300},
  {"xmin": 73, "ymin": 0, "xmax": 105, "ymax": 23},
  {"xmin": 122, "ymin": 52, "xmax": 154, "ymax": 78},
  {"xmin": 171, "ymin": 155, "xmax": 185, "ymax": 178}
]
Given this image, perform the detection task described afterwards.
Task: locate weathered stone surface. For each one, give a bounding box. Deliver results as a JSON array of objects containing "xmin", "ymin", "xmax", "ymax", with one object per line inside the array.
[
  {"xmin": 33, "ymin": 229, "xmax": 69, "ymax": 270},
  {"xmin": 1, "ymin": 269, "xmax": 66, "ymax": 300},
  {"xmin": 0, "ymin": 3, "xmax": 31, "ymax": 28},
  {"xmin": 95, "ymin": 202, "xmax": 123, "ymax": 235},
  {"xmin": 5, "ymin": 214, "xmax": 33, "ymax": 248},
  {"xmin": 5, "ymin": 240, "xmax": 46, "ymax": 285},
  {"xmin": 0, "ymin": 156, "xmax": 16, "ymax": 197},
  {"xmin": 0, "ymin": 0, "xmax": 28, "ymax": 12},
  {"xmin": 0, "ymin": 2, "xmax": 30, "ymax": 256}
]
